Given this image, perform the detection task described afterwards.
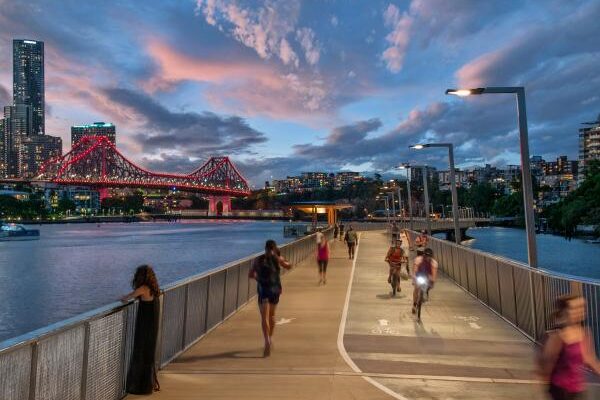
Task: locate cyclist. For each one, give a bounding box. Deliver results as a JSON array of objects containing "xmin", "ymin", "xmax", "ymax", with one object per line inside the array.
[
  {"xmin": 412, "ymin": 247, "xmax": 438, "ymax": 314},
  {"xmin": 415, "ymin": 230, "xmax": 428, "ymax": 255},
  {"xmin": 385, "ymin": 238, "xmax": 407, "ymax": 295}
]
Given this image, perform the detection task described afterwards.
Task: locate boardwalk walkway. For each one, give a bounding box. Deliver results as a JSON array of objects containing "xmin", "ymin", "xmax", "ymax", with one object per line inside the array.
[{"xmin": 130, "ymin": 231, "xmax": 544, "ymax": 399}]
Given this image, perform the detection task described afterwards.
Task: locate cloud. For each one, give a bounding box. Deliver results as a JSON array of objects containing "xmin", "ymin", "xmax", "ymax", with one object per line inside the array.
[
  {"xmin": 456, "ymin": 1, "xmax": 600, "ymax": 88},
  {"xmin": 102, "ymin": 87, "xmax": 268, "ymax": 158},
  {"xmin": 296, "ymin": 28, "xmax": 320, "ymax": 66},
  {"xmin": 143, "ymin": 38, "xmax": 332, "ymax": 121},
  {"xmin": 195, "ymin": 0, "xmax": 308, "ymax": 67},
  {"xmin": 381, "ymin": 4, "xmax": 413, "ymax": 73}
]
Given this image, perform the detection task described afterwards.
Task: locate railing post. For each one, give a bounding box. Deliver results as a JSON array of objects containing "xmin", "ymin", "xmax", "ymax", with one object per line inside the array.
[
  {"xmin": 528, "ymin": 271, "xmax": 538, "ymax": 340},
  {"xmin": 80, "ymin": 321, "xmax": 91, "ymax": 400},
  {"xmin": 181, "ymin": 284, "xmax": 189, "ymax": 350},
  {"xmin": 28, "ymin": 342, "xmax": 38, "ymax": 400}
]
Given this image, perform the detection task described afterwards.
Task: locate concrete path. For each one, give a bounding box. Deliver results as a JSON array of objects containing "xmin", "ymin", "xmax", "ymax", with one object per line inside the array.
[
  {"xmin": 127, "ymin": 230, "xmax": 560, "ymax": 399},
  {"xmin": 344, "ymin": 230, "xmax": 543, "ymax": 399},
  {"xmin": 129, "ymin": 236, "xmax": 392, "ymax": 399}
]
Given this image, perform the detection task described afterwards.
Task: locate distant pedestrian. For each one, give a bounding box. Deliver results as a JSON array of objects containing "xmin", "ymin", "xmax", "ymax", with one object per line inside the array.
[
  {"xmin": 333, "ymin": 223, "xmax": 339, "ymax": 239},
  {"xmin": 539, "ymin": 294, "xmax": 600, "ymax": 399},
  {"xmin": 344, "ymin": 225, "xmax": 358, "ymax": 259},
  {"xmin": 317, "ymin": 235, "xmax": 330, "ymax": 285},
  {"xmin": 315, "ymin": 227, "xmax": 324, "ymax": 245},
  {"xmin": 249, "ymin": 239, "xmax": 292, "ymax": 357},
  {"xmin": 121, "ymin": 265, "xmax": 161, "ymax": 394},
  {"xmin": 339, "ymin": 223, "xmax": 345, "ymax": 241}
]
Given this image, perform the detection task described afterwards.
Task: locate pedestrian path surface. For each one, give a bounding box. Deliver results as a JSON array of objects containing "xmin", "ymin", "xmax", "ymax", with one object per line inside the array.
[
  {"xmin": 344, "ymin": 230, "xmax": 543, "ymax": 399},
  {"xmin": 128, "ymin": 231, "xmax": 544, "ymax": 400}
]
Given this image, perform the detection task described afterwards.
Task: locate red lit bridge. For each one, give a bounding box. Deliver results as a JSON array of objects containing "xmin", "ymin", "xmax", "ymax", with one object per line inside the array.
[{"xmin": 34, "ymin": 136, "xmax": 250, "ymax": 211}]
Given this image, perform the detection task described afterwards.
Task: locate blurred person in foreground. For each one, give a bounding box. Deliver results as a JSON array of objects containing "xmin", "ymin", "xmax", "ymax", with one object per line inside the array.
[{"xmin": 540, "ymin": 294, "xmax": 600, "ymax": 399}]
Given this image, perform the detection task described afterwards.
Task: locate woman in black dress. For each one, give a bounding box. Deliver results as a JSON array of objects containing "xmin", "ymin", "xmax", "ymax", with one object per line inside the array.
[{"xmin": 121, "ymin": 265, "xmax": 161, "ymax": 394}]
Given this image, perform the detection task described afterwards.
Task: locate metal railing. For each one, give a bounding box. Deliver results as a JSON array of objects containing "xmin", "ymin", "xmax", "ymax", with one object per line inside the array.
[
  {"xmin": 407, "ymin": 231, "xmax": 600, "ymax": 354},
  {"xmin": 0, "ymin": 229, "xmax": 332, "ymax": 400}
]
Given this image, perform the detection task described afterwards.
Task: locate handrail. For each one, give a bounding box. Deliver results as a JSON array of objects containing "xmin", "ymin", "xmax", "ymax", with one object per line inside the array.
[
  {"xmin": 0, "ymin": 228, "xmax": 332, "ymax": 400},
  {"xmin": 406, "ymin": 230, "xmax": 600, "ymax": 354}
]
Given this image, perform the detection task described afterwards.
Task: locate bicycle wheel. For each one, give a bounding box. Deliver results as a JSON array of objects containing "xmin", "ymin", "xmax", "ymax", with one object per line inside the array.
[
  {"xmin": 417, "ymin": 289, "xmax": 424, "ymax": 321},
  {"xmin": 392, "ymin": 274, "xmax": 399, "ymax": 296}
]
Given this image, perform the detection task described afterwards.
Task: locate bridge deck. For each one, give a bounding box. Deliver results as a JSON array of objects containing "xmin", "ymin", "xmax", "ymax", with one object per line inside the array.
[{"xmin": 129, "ymin": 231, "xmax": 545, "ymax": 399}]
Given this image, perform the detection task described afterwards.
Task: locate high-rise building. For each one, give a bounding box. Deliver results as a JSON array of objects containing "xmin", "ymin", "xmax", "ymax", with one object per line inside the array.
[
  {"xmin": 17, "ymin": 134, "xmax": 62, "ymax": 178},
  {"xmin": 71, "ymin": 122, "xmax": 116, "ymax": 147},
  {"xmin": 3, "ymin": 104, "xmax": 32, "ymax": 177},
  {"xmin": 0, "ymin": 118, "xmax": 6, "ymax": 177},
  {"xmin": 13, "ymin": 39, "xmax": 44, "ymax": 135},
  {"xmin": 579, "ymin": 114, "xmax": 600, "ymax": 182}
]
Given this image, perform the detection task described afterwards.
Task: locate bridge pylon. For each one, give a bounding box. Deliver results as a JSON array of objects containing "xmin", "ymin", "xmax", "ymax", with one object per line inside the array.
[{"xmin": 208, "ymin": 196, "xmax": 231, "ymax": 216}]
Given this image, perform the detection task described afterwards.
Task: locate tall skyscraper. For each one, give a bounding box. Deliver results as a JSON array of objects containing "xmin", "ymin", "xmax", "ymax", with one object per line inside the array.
[
  {"xmin": 579, "ymin": 114, "xmax": 600, "ymax": 182},
  {"xmin": 4, "ymin": 104, "xmax": 32, "ymax": 177},
  {"xmin": 71, "ymin": 122, "xmax": 116, "ymax": 147},
  {"xmin": 13, "ymin": 39, "xmax": 44, "ymax": 135},
  {"xmin": 0, "ymin": 117, "xmax": 6, "ymax": 177}
]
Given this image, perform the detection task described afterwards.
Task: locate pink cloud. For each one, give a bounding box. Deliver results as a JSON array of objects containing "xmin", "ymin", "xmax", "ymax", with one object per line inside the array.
[{"xmin": 143, "ymin": 38, "xmax": 332, "ymax": 122}]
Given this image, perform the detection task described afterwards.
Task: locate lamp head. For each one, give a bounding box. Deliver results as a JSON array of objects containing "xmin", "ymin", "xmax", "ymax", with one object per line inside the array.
[
  {"xmin": 445, "ymin": 88, "xmax": 485, "ymax": 96},
  {"xmin": 409, "ymin": 144, "xmax": 427, "ymax": 150}
]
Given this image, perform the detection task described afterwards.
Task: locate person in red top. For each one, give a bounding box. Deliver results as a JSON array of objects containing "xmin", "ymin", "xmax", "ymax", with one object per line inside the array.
[
  {"xmin": 317, "ymin": 236, "xmax": 330, "ymax": 285},
  {"xmin": 540, "ymin": 294, "xmax": 600, "ymax": 399}
]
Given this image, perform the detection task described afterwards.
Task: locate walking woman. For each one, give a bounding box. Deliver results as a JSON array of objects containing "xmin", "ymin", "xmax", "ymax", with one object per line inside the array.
[
  {"xmin": 121, "ymin": 265, "xmax": 161, "ymax": 394},
  {"xmin": 249, "ymin": 240, "xmax": 292, "ymax": 357},
  {"xmin": 317, "ymin": 235, "xmax": 330, "ymax": 285},
  {"xmin": 540, "ymin": 294, "xmax": 600, "ymax": 399}
]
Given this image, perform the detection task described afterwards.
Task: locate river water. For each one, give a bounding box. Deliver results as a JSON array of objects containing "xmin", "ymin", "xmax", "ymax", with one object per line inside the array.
[
  {"xmin": 454, "ymin": 227, "xmax": 600, "ymax": 280},
  {"xmin": 0, "ymin": 221, "xmax": 294, "ymax": 342}
]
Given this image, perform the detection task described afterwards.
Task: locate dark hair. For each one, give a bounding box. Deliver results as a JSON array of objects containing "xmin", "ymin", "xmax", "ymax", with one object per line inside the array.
[
  {"xmin": 555, "ymin": 294, "xmax": 581, "ymax": 316},
  {"xmin": 423, "ymin": 248, "xmax": 433, "ymax": 257},
  {"xmin": 132, "ymin": 265, "xmax": 160, "ymax": 297}
]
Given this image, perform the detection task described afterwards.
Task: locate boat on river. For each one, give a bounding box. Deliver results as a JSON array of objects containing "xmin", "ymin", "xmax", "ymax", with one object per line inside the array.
[{"xmin": 0, "ymin": 223, "xmax": 40, "ymax": 241}]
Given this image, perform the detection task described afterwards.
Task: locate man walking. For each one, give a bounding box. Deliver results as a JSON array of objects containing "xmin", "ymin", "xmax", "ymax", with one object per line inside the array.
[{"xmin": 344, "ymin": 225, "xmax": 358, "ymax": 259}]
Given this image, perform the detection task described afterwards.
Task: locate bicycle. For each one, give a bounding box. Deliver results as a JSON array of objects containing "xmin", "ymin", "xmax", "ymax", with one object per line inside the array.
[{"xmin": 414, "ymin": 275, "xmax": 430, "ymax": 322}]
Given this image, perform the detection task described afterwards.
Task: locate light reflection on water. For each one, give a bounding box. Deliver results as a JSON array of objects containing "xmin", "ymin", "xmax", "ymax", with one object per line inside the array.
[{"xmin": 0, "ymin": 220, "xmax": 293, "ymax": 341}]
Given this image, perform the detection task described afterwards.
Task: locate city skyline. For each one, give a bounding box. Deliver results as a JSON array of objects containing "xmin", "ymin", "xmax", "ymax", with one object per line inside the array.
[{"xmin": 1, "ymin": 1, "xmax": 599, "ymax": 185}]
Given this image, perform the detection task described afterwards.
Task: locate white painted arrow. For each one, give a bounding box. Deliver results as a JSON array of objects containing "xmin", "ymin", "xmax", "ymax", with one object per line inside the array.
[
  {"xmin": 276, "ymin": 317, "xmax": 295, "ymax": 325},
  {"xmin": 378, "ymin": 319, "xmax": 389, "ymax": 326}
]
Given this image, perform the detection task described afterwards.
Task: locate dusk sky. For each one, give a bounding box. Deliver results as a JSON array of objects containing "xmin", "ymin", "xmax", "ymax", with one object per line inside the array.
[{"xmin": 1, "ymin": 0, "xmax": 599, "ymax": 186}]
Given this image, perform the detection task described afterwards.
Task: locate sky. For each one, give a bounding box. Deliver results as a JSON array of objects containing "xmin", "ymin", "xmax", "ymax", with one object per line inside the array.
[{"xmin": 1, "ymin": 0, "xmax": 599, "ymax": 187}]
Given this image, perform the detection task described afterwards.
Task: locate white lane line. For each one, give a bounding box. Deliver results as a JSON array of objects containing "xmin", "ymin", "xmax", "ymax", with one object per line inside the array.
[
  {"xmin": 276, "ymin": 317, "xmax": 295, "ymax": 325},
  {"xmin": 337, "ymin": 232, "xmax": 410, "ymax": 400},
  {"xmin": 378, "ymin": 319, "xmax": 389, "ymax": 327},
  {"xmin": 469, "ymin": 322, "xmax": 482, "ymax": 330}
]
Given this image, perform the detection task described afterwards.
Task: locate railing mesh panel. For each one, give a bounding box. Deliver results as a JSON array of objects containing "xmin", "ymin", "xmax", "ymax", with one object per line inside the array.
[
  {"xmin": 34, "ymin": 326, "xmax": 85, "ymax": 400},
  {"xmin": 224, "ymin": 266, "xmax": 240, "ymax": 317},
  {"xmin": 85, "ymin": 311, "xmax": 125, "ymax": 400},
  {"xmin": 160, "ymin": 286, "xmax": 186, "ymax": 365},
  {"xmin": 498, "ymin": 262, "xmax": 517, "ymax": 324},
  {"xmin": 207, "ymin": 270, "xmax": 226, "ymax": 330},
  {"xmin": 485, "ymin": 257, "xmax": 501, "ymax": 314},
  {"xmin": 184, "ymin": 277, "xmax": 208, "ymax": 347},
  {"xmin": 237, "ymin": 262, "xmax": 250, "ymax": 307},
  {"xmin": 0, "ymin": 345, "xmax": 31, "ymax": 400},
  {"xmin": 513, "ymin": 266, "xmax": 533, "ymax": 334}
]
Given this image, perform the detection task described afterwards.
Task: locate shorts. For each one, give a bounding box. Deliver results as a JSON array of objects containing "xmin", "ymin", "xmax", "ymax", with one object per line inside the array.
[
  {"xmin": 347, "ymin": 242, "xmax": 356, "ymax": 248},
  {"xmin": 257, "ymin": 285, "xmax": 280, "ymax": 305},
  {"xmin": 318, "ymin": 260, "xmax": 328, "ymax": 273}
]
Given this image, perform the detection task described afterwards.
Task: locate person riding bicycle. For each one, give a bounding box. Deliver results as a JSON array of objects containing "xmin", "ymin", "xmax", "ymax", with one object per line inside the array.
[
  {"xmin": 385, "ymin": 239, "xmax": 407, "ymax": 293},
  {"xmin": 412, "ymin": 247, "xmax": 438, "ymax": 314},
  {"xmin": 414, "ymin": 230, "xmax": 428, "ymax": 255}
]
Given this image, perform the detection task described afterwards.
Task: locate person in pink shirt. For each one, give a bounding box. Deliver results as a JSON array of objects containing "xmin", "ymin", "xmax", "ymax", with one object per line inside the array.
[
  {"xmin": 540, "ymin": 294, "xmax": 600, "ymax": 399},
  {"xmin": 317, "ymin": 234, "xmax": 330, "ymax": 285}
]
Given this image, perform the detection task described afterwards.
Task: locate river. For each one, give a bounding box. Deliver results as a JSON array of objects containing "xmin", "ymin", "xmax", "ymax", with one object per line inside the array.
[
  {"xmin": 0, "ymin": 220, "xmax": 295, "ymax": 342},
  {"xmin": 449, "ymin": 227, "xmax": 600, "ymax": 280}
]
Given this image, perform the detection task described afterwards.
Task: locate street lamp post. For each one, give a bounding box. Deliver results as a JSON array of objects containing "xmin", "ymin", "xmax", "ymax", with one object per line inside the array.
[
  {"xmin": 446, "ymin": 86, "xmax": 538, "ymax": 268},
  {"xmin": 422, "ymin": 167, "xmax": 431, "ymax": 235},
  {"xmin": 410, "ymin": 143, "xmax": 461, "ymax": 244},
  {"xmin": 398, "ymin": 164, "xmax": 414, "ymax": 231}
]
